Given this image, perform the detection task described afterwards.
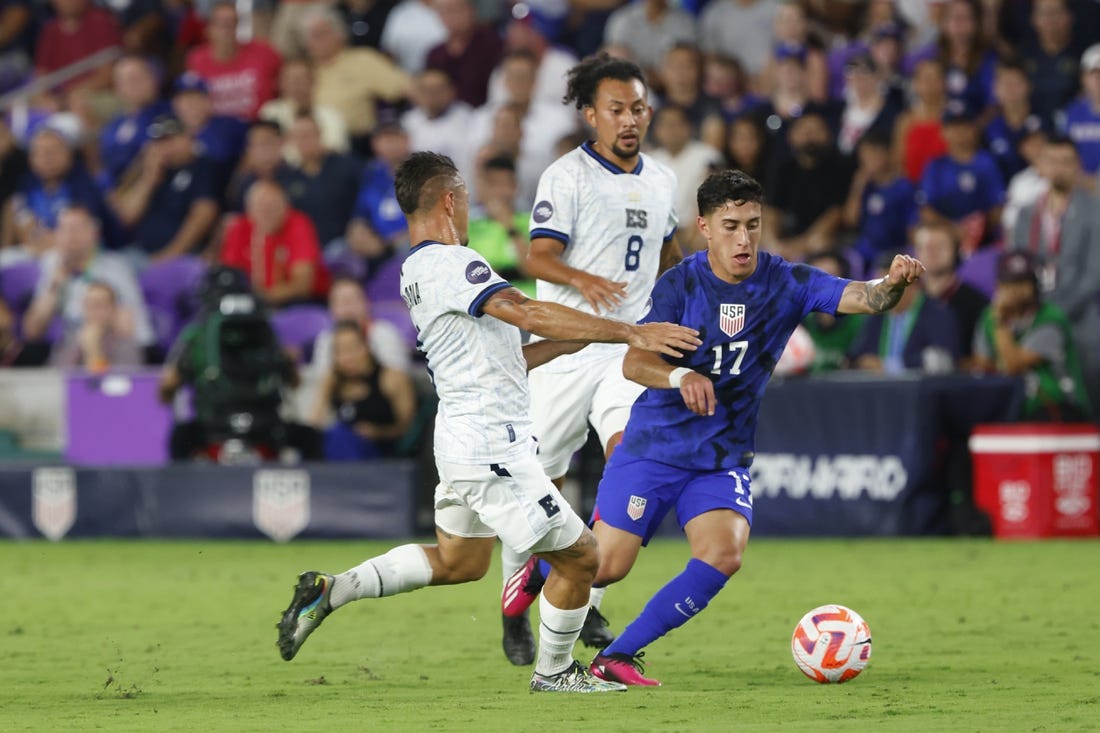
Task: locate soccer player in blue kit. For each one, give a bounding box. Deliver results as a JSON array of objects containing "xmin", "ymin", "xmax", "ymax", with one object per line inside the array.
[{"xmin": 510, "ymin": 169, "xmax": 927, "ymax": 687}]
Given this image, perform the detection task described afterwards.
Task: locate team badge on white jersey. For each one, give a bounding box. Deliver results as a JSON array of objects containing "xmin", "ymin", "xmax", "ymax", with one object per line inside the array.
[
  {"xmin": 627, "ymin": 495, "xmax": 647, "ymax": 521},
  {"xmin": 720, "ymin": 304, "xmax": 746, "ymax": 337}
]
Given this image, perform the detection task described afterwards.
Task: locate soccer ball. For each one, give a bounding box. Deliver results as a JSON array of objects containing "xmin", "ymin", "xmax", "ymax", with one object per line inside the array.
[
  {"xmin": 773, "ymin": 324, "xmax": 816, "ymax": 377},
  {"xmin": 791, "ymin": 604, "xmax": 872, "ymax": 683}
]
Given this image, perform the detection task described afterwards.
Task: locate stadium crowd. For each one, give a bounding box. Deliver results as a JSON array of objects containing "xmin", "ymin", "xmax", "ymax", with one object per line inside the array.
[{"xmin": 0, "ymin": 0, "xmax": 1099, "ymax": 460}]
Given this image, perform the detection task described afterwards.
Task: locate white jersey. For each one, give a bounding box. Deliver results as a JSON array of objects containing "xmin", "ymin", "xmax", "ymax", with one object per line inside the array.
[
  {"xmin": 529, "ymin": 143, "xmax": 678, "ymax": 370},
  {"xmin": 400, "ymin": 241, "xmax": 532, "ymax": 465}
]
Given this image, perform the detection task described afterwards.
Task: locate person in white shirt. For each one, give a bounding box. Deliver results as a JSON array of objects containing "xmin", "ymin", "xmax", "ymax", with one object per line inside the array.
[
  {"xmin": 275, "ymin": 150, "xmax": 699, "ymax": 693},
  {"xmin": 488, "ymin": 3, "xmax": 577, "ymax": 108},
  {"xmin": 500, "ymin": 53, "xmax": 683, "ymax": 665},
  {"xmin": 379, "ymin": 0, "xmax": 448, "ymax": 73},
  {"xmin": 649, "ymin": 104, "xmax": 724, "ymax": 251},
  {"xmin": 401, "ymin": 68, "xmax": 475, "ymax": 184},
  {"xmin": 311, "ymin": 275, "xmax": 413, "ymax": 374}
]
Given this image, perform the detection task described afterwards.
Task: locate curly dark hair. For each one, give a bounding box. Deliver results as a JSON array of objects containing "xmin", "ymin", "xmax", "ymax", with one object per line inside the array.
[
  {"xmin": 563, "ymin": 53, "xmax": 647, "ymax": 110},
  {"xmin": 394, "ymin": 151, "xmax": 460, "ymax": 215},
  {"xmin": 696, "ymin": 169, "xmax": 765, "ymax": 218}
]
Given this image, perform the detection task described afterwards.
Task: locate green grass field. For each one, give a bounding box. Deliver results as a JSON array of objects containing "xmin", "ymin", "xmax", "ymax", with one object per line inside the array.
[{"xmin": 2, "ymin": 538, "xmax": 1098, "ymax": 732}]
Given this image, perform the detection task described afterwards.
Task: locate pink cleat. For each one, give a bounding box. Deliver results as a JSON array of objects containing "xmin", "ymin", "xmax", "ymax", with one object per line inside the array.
[
  {"xmin": 502, "ymin": 556, "xmax": 546, "ymax": 618},
  {"xmin": 590, "ymin": 652, "xmax": 661, "ymax": 687}
]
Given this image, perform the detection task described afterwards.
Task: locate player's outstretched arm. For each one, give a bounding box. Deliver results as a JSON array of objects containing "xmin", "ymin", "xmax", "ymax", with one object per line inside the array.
[
  {"xmin": 623, "ymin": 347, "xmax": 716, "ymax": 416},
  {"xmin": 521, "ymin": 339, "xmax": 586, "ymax": 371},
  {"xmin": 837, "ymin": 254, "xmax": 926, "ymax": 315},
  {"xmin": 481, "ymin": 287, "xmax": 700, "ymax": 358},
  {"xmin": 526, "ymin": 237, "xmax": 628, "ymax": 314}
]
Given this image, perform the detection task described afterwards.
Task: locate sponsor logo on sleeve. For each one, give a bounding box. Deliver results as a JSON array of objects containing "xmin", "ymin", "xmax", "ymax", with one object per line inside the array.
[
  {"xmin": 466, "ymin": 260, "xmax": 492, "ymax": 284},
  {"xmin": 532, "ymin": 200, "xmax": 554, "ymax": 223}
]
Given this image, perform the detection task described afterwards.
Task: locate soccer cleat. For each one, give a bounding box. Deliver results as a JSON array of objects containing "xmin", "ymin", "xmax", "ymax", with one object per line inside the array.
[
  {"xmin": 530, "ymin": 660, "xmax": 628, "ymax": 693},
  {"xmin": 502, "ymin": 556, "xmax": 545, "ymax": 618},
  {"xmin": 590, "ymin": 651, "xmax": 661, "ymax": 687},
  {"xmin": 578, "ymin": 606, "xmax": 617, "ymax": 648},
  {"xmin": 502, "ymin": 610, "xmax": 536, "ymax": 666},
  {"xmin": 276, "ymin": 571, "xmax": 334, "ymax": 661}
]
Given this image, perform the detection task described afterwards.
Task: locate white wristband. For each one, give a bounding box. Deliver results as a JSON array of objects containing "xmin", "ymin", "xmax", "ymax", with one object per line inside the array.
[{"xmin": 668, "ymin": 367, "xmax": 692, "ymax": 389}]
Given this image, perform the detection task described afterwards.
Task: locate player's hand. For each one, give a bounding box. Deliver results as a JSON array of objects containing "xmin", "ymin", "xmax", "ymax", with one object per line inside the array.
[
  {"xmin": 572, "ymin": 272, "xmax": 628, "ymax": 314},
  {"xmin": 884, "ymin": 254, "xmax": 925, "ymax": 289},
  {"xmin": 680, "ymin": 371, "xmax": 716, "ymax": 417},
  {"xmin": 627, "ymin": 322, "xmax": 701, "ymax": 358}
]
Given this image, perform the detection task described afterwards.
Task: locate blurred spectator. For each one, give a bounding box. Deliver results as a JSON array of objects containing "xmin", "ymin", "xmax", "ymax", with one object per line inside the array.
[
  {"xmin": 0, "ymin": 297, "xmax": 25, "ymax": 365},
  {"xmin": 699, "ymin": 0, "xmax": 779, "ymax": 80},
  {"xmin": 402, "ymin": 68, "xmax": 474, "ymax": 182},
  {"xmin": 801, "ymin": 251, "xmax": 865, "ymax": 372},
  {"xmin": 259, "ymin": 58, "xmax": 350, "ymax": 160},
  {"xmin": 345, "ymin": 120, "xmax": 409, "ymax": 264},
  {"xmin": 764, "ymin": 109, "xmax": 850, "ymax": 259},
  {"xmin": 488, "ymin": 1, "xmax": 576, "ymax": 108},
  {"xmin": 3, "ymin": 126, "xmax": 104, "ymax": 256},
  {"xmin": 655, "ymin": 43, "xmax": 725, "ymax": 150},
  {"xmin": 918, "ymin": 101, "xmax": 1005, "ymax": 256},
  {"xmin": 893, "ymin": 58, "xmax": 948, "ymax": 183},
  {"xmin": 911, "ymin": 0, "xmax": 996, "ymax": 114},
  {"xmin": 470, "ymin": 51, "xmax": 576, "ymax": 208},
  {"xmin": 867, "ymin": 21, "xmax": 908, "ymax": 109},
  {"xmin": 759, "ymin": 2, "xmax": 828, "ymax": 103},
  {"xmin": 723, "ymin": 115, "xmax": 771, "ymax": 191},
  {"xmin": 0, "ymin": 0, "xmax": 33, "ymax": 94},
  {"xmin": 1002, "ymin": 127, "xmax": 1049, "ymax": 233},
  {"xmin": 227, "ymin": 119, "xmax": 300, "ymax": 212},
  {"xmin": 309, "ymin": 319, "xmax": 416, "ymax": 460},
  {"xmin": 426, "ymin": 0, "xmax": 503, "ymax": 108},
  {"xmin": 284, "ymin": 113, "xmax": 362, "ymax": 247},
  {"xmin": 972, "ymin": 251, "xmax": 1092, "ymax": 421},
  {"xmin": 23, "ymin": 206, "xmax": 152, "ymax": 349},
  {"xmin": 985, "ymin": 59, "xmax": 1045, "ymax": 183},
  {"xmin": 337, "ymin": 0, "xmax": 397, "ymax": 49},
  {"xmin": 703, "ymin": 54, "xmax": 764, "ymax": 124},
  {"xmin": 850, "ymin": 251, "xmax": 960, "ymax": 374},
  {"xmin": 603, "ymin": 0, "xmax": 697, "ymax": 79},
  {"xmin": 108, "ymin": 114, "xmax": 219, "ymax": 262},
  {"xmin": 650, "ymin": 104, "xmax": 723, "ymax": 250},
  {"xmin": 753, "ymin": 43, "xmax": 813, "ymax": 161},
  {"xmin": 312, "ymin": 275, "xmax": 411, "ymax": 373},
  {"xmin": 33, "ymin": 0, "xmax": 121, "ymax": 103},
  {"xmin": 380, "ymin": 0, "xmax": 447, "ymax": 73},
  {"xmin": 0, "ymin": 118, "xmax": 27, "ymax": 210},
  {"xmin": 171, "ymin": 72, "xmax": 247, "ymax": 190},
  {"xmin": 112, "ymin": 0, "xmax": 169, "ymax": 58},
  {"xmin": 897, "ymin": 0, "xmax": 946, "ymax": 49},
  {"xmin": 467, "ymin": 154, "xmax": 534, "ymax": 296},
  {"xmin": 843, "ymin": 129, "xmax": 917, "ymax": 270},
  {"xmin": 836, "ymin": 53, "xmax": 901, "ymax": 157},
  {"xmin": 220, "ymin": 180, "xmax": 331, "ymax": 306},
  {"xmin": 185, "ymin": 1, "xmax": 281, "ymax": 122},
  {"xmin": 302, "ymin": 5, "xmax": 410, "ymax": 150},
  {"xmin": 1058, "ymin": 43, "xmax": 1100, "ymax": 177},
  {"xmin": 49, "ymin": 280, "xmax": 143, "ymax": 371},
  {"xmin": 270, "ymin": 0, "xmax": 329, "ymax": 59},
  {"xmin": 98, "ymin": 55, "xmax": 170, "ymax": 187},
  {"xmin": 1021, "ymin": 0, "xmax": 1081, "ymax": 127},
  {"xmin": 1009, "ymin": 133, "xmax": 1100, "ymax": 409},
  {"xmin": 912, "ymin": 221, "xmax": 989, "ymax": 363}
]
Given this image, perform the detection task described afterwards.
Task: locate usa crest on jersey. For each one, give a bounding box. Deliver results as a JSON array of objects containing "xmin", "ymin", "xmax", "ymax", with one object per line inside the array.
[{"xmin": 720, "ymin": 304, "xmax": 746, "ymax": 337}]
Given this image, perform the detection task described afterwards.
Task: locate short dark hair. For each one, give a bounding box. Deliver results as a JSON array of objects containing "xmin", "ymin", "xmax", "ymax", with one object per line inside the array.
[
  {"xmin": 804, "ymin": 252, "xmax": 850, "ymax": 279},
  {"xmin": 696, "ymin": 169, "xmax": 765, "ymax": 217},
  {"xmin": 858, "ymin": 128, "xmax": 893, "ymax": 151},
  {"xmin": 394, "ymin": 151, "xmax": 460, "ymax": 215},
  {"xmin": 482, "ymin": 153, "xmax": 516, "ymax": 174},
  {"xmin": 249, "ymin": 118, "xmax": 283, "ymax": 137},
  {"xmin": 564, "ymin": 52, "xmax": 647, "ymax": 110},
  {"xmin": 996, "ymin": 57, "xmax": 1028, "ymax": 76},
  {"xmin": 1045, "ymin": 132, "xmax": 1079, "ymax": 154}
]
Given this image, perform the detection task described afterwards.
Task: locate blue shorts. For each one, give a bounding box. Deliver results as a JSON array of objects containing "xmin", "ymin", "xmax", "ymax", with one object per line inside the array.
[{"xmin": 593, "ymin": 448, "xmax": 753, "ymax": 545}]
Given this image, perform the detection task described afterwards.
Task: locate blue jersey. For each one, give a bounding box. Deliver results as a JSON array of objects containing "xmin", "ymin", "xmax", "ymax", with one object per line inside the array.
[
  {"xmin": 918, "ymin": 151, "xmax": 1005, "ymax": 221},
  {"xmin": 620, "ymin": 251, "xmax": 847, "ymax": 471},
  {"xmin": 1059, "ymin": 98, "xmax": 1100, "ymax": 174},
  {"xmin": 984, "ymin": 113, "xmax": 1043, "ymax": 182},
  {"xmin": 855, "ymin": 176, "xmax": 917, "ymax": 263}
]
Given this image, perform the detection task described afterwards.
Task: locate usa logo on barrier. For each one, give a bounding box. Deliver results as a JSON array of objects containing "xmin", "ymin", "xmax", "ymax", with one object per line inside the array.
[
  {"xmin": 627, "ymin": 495, "xmax": 647, "ymax": 521},
  {"xmin": 253, "ymin": 470, "xmax": 311, "ymax": 542},
  {"xmin": 720, "ymin": 304, "xmax": 746, "ymax": 337},
  {"xmin": 32, "ymin": 467, "xmax": 76, "ymax": 541}
]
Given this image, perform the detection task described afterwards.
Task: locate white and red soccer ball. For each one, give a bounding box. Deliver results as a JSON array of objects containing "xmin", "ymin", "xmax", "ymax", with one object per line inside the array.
[
  {"xmin": 791, "ymin": 604, "xmax": 872, "ymax": 683},
  {"xmin": 774, "ymin": 324, "xmax": 816, "ymax": 377}
]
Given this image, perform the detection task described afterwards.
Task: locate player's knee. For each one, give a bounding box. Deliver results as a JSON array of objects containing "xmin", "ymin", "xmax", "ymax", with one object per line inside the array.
[
  {"xmin": 437, "ymin": 549, "xmax": 491, "ymax": 584},
  {"xmin": 697, "ymin": 548, "xmax": 743, "ymax": 578},
  {"xmin": 594, "ymin": 554, "xmax": 631, "ymax": 586}
]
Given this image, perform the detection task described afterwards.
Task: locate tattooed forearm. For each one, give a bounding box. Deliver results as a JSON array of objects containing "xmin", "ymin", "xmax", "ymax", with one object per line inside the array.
[{"xmin": 863, "ymin": 278, "xmax": 905, "ymax": 312}]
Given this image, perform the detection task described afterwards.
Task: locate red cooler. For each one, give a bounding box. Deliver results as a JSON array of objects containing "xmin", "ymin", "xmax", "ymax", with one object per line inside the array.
[{"xmin": 969, "ymin": 424, "xmax": 1100, "ymax": 539}]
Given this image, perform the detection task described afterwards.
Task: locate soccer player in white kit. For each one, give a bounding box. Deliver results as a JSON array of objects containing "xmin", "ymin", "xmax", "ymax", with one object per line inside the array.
[
  {"xmin": 500, "ymin": 54, "xmax": 683, "ymax": 664},
  {"xmin": 275, "ymin": 152, "xmax": 700, "ymax": 693}
]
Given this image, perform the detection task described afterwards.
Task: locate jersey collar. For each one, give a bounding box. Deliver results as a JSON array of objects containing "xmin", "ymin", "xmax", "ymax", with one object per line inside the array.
[
  {"xmin": 409, "ymin": 240, "xmax": 445, "ymax": 256},
  {"xmin": 581, "ymin": 141, "xmax": 644, "ymax": 175}
]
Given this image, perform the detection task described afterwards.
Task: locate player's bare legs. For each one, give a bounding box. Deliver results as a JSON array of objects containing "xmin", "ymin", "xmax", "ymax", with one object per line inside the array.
[{"xmin": 592, "ymin": 510, "xmax": 748, "ymax": 686}]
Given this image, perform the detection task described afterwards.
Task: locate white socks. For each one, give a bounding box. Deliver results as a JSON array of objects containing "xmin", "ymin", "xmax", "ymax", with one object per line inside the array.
[
  {"xmin": 588, "ymin": 585, "xmax": 606, "ymax": 611},
  {"xmin": 534, "ymin": 595, "xmax": 587, "ymax": 677},
  {"xmin": 501, "ymin": 545, "xmax": 528, "ymax": 584},
  {"xmin": 330, "ymin": 544, "xmax": 433, "ymax": 609}
]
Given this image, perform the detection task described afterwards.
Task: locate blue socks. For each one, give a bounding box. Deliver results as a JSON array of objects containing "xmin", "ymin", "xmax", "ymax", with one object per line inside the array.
[{"xmin": 603, "ymin": 558, "xmax": 729, "ymax": 657}]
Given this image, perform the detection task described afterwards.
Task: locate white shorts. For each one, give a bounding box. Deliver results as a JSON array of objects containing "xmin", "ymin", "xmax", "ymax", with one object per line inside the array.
[
  {"xmin": 433, "ymin": 443, "xmax": 586, "ymax": 555},
  {"xmin": 528, "ymin": 353, "xmax": 645, "ymax": 479}
]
